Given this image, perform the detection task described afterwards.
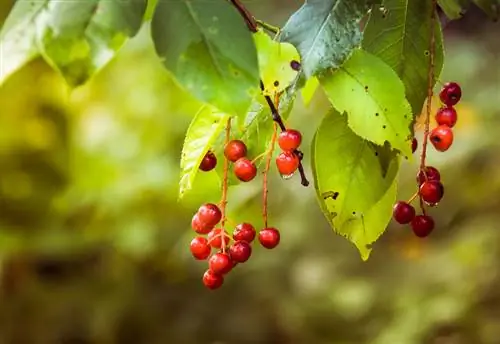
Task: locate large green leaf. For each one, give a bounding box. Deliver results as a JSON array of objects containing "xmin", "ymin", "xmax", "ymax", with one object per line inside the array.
[
  {"xmin": 0, "ymin": 0, "xmax": 147, "ymax": 86},
  {"xmin": 179, "ymin": 105, "xmax": 230, "ymax": 199},
  {"xmin": 472, "ymin": 0, "xmax": 499, "ymax": 20},
  {"xmin": 280, "ymin": 0, "xmax": 371, "ymax": 78},
  {"xmin": 363, "ymin": 0, "xmax": 445, "ymax": 115},
  {"xmin": 312, "ymin": 110, "xmax": 399, "ymax": 260},
  {"xmin": 320, "ymin": 49, "xmax": 413, "ymax": 156},
  {"xmin": 438, "ymin": 0, "xmax": 471, "ymax": 19},
  {"xmin": 151, "ymin": 0, "xmax": 260, "ymax": 117}
]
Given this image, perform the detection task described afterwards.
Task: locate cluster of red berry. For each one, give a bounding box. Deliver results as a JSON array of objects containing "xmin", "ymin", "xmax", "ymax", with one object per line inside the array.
[
  {"xmin": 275, "ymin": 129, "xmax": 302, "ymax": 176},
  {"xmin": 393, "ymin": 82, "xmax": 462, "ymax": 237}
]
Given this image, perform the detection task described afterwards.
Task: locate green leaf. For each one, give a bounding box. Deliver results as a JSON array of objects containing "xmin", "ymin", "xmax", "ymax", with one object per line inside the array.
[
  {"xmin": 320, "ymin": 49, "xmax": 413, "ymax": 156},
  {"xmin": 0, "ymin": 0, "xmax": 147, "ymax": 87},
  {"xmin": 179, "ymin": 105, "xmax": 230, "ymax": 199},
  {"xmin": 472, "ymin": 0, "xmax": 499, "ymax": 20},
  {"xmin": 301, "ymin": 76, "xmax": 320, "ymax": 106},
  {"xmin": 280, "ymin": 0, "xmax": 371, "ymax": 78},
  {"xmin": 312, "ymin": 109, "xmax": 399, "ymax": 260},
  {"xmin": 438, "ymin": 0, "xmax": 471, "ymax": 19},
  {"xmin": 363, "ymin": 0, "xmax": 445, "ymax": 115},
  {"xmin": 151, "ymin": 0, "xmax": 260, "ymax": 117}
]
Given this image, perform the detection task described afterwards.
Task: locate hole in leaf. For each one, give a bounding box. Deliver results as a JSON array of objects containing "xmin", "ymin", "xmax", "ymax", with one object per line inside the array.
[{"xmin": 273, "ymin": 80, "xmax": 279, "ymax": 87}]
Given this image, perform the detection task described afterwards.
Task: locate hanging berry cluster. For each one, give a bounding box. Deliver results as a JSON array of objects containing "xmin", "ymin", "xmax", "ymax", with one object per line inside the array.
[{"xmin": 392, "ymin": 81, "xmax": 462, "ymax": 238}]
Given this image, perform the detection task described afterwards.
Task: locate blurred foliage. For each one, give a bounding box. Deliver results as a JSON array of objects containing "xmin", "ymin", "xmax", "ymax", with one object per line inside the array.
[{"xmin": 0, "ymin": 2, "xmax": 500, "ymax": 344}]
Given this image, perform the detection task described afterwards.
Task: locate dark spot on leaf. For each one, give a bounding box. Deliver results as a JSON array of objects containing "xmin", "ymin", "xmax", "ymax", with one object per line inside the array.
[
  {"xmin": 233, "ymin": 70, "xmax": 240, "ymax": 76},
  {"xmin": 404, "ymin": 115, "xmax": 407, "ymax": 119},
  {"xmin": 375, "ymin": 152, "xmax": 379, "ymax": 156},
  {"xmin": 364, "ymin": 85, "xmax": 369, "ymax": 91},
  {"xmin": 352, "ymin": 211, "xmax": 356, "ymax": 215},
  {"xmin": 424, "ymin": 50, "xmax": 430, "ymax": 56},
  {"xmin": 382, "ymin": 125, "xmax": 386, "ymax": 129},
  {"xmin": 273, "ymin": 80, "xmax": 279, "ymax": 87},
  {"xmin": 384, "ymin": 108, "xmax": 388, "ymax": 112},
  {"xmin": 365, "ymin": 243, "xmax": 373, "ymax": 250},
  {"xmin": 396, "ymin": 133, "xmax": 399, "ymax": 136},
  {"xmin": 375, "ymin": 113, "xmax": 379, "ymax": 117},
  {"xmin": 323, "ymin": 191, "xmax": 339, "ymax": 200},
  {"xmin": 290, "ymin": 60, "xmax": 301, "ymax": 71},
  {"xmin": 404, "ymin": 156, "xmax": 409, "ymax": 160}
]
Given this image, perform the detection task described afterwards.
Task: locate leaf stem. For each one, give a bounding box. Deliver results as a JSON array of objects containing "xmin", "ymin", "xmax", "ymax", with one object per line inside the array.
[
  {"xmin": 220, "ymin": 117, "xmax": 232, "ymax": 253},
  {"xmin": 255, "ymin": 19, "xmax": 280, "ymax": 34},
  {"xmin": 263, "ymin": 124, "xmax": 278, "ymax": 228},
  {"xmin": 229, "ymin": 0, "xmax": 258, "ymax": 32}
]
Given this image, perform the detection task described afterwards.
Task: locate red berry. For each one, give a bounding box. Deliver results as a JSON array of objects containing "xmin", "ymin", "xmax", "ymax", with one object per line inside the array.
[
  {"xmin": 417, "ymin": 166, "xmax": 441, "ymax": 185},
  {"xmin": 411, "ymin": 138, "xmax": 418, "ymax": 153},
  {"xmin": 208, "ymin": 253, "xmax": 232, "ymax": 275},
  {"xmin": 197, "ymin": 203, "xmax": 222, "ymax": 227},
  {"xmin": 392, "ymin": 201, "xmax": 416, "ymax": 224},
  {"xmin": 199, "ymin": 151, "xmax": 217, "ymax": 171},
  {"xmin": 233, "ymin": 223, "xmax": 256, "ymax": 243},
  {"xmin": 190, "ymin": 237, "xmax": 211, "ymax": 260},
  {"xmin": 419, "ymin": 180, "xmax": 444, "ymax": 204},
  {"xmin": 203, "ymin": 270, "xmax": 224, "ymax": 290},
  {"xmin": 439, "ymin": 82, "xmax": 462, "ymax": 106},
  {"xmin": 229, "ymin": 241, "xmax": 252, "ymax": 263},
  {"xmin": 234, "ymin": 158, "xmax": 257, "ymax": 182},
  {"xmin": 411, "ymin": 215, "xmax": 435, "ymax": 238},
  {"xmin": 224, "ymin": 140, "xmax": 247, "ymax": 162},
  {"xmin": 435, "ymin": 107, "xmax": 458, "ymax": 128},
  {"xmin": 276, "ymin": 151, "xmax": 300, "ymax": 176},
  {"xmin": 278, "ymin": 129, "xmax": 302, "ymax": 151},
  {"xmin": 430, "ymin": 125, "xmax": 454, "ymax": 152},
  {"xmin": 258, "ymin": 228, "xmax": 280, "ymax": 249},
  {"xmin": 191, "ymin": 214, "xmax": 213, "ymax": 234},
  {"xmin": 207, "ymin": 228, "xmax": 231, "ymax": 248}
]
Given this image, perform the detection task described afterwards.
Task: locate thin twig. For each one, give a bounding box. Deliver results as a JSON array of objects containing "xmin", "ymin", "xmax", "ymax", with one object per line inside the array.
[
  {"xmin": 256, "ymin": 19, "xmax": 280, "ymax": 34},
  {"xmin": 230, "ymin": 0, "xmax": 258, "ymax": 32},
  {"xmin": 263, "ymin": 124, "xmax": 278, "ymax": 228}
]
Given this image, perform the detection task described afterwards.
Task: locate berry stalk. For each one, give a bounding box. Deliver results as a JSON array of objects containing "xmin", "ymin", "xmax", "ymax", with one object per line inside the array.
[
  {"xmin": 220, "ymin": 117, "xmax": 232, "ymax": 253},
  {"xmin": 263, "ymin": 124, "xmax": 278, "ymax": 228}
]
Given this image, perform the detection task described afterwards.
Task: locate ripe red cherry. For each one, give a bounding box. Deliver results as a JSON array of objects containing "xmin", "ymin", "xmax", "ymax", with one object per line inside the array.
[
  {"xmin": 276, "ymin": 151, "xmax": 300, "ymax": 176},
  {"xmin": 392, "ymin": 201, "xmax": 416, "ymax": 224},
  {"xmin": 229, "ymin": 241, "xmax": 252, "ymax": 263},
  {"xmin": 197, "ymin": 203, "xmax": 222, "ymax": 227},
  {"xmin": 430, "ymin": 125, "xmax": 454, "ymax": 152},
  {"xmin": 233, "ymin": 223, "xmax": 256, "ymax": 243},
  {"xmin": 207, "ymin": 228, "xmax": 231, "ymax": 248},
  {"xmin": 191, "ymin": 214, "xmax": 213, "ymax": 234},
  {"xmin": 199, "ymin": 151, "xmax": 217, "ymax": 171},
  {"xmin": 224, "ymin": 140, "xmax": 247, "ymax": 162},
  {"xmin": 190, "ymin": 237, "xmax": 211, "ymax": 260},
  {"xmin": 417, "ymin": 166, "xmax": 441, "ymax": 185},
  {"xmin": 203, "ymin": 269, "xmax": 224, "ymax": 290},
  {"xmin": 208, "ymin": 253, "xmax": 232, "ymax": 275},
  {"xmin": 258, "ymin": 228, "xmax": 280, "ymax": 249},
  {"xmin": 439, "ymin": 82, "xmax": 462, "ymax": 106},
  {"xmin": 419, "ymin": 181, "xmax": 444, "ymax": 204},
  {"xmin": 234, "ymin": 158, "xmax": 257, "ymax": 182},
  {"xmin": 435, "ymin": 107, "xmax": 458, "ymax": 128},
  {"xmin": 278, "ymin": 129, "xmax": 302, "ymax": 151},
  {"xmin": 411, "ymin": 215, "xmax": 435, "ymax": 238},
  {"xmin": 411, "ymin": 138, "xmax": 418, "ymax": 153}
]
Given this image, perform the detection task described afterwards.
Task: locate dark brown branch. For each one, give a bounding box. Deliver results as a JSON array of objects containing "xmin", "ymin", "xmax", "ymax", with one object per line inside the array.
[{"xmin": 230, "ymin": 0, "xmax": 258, "ymax": 32}]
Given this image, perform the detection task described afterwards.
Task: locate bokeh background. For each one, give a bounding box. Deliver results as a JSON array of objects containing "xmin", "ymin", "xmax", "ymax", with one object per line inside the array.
[{"xmin": 0, "ymin": 1, "xmax": 499, "ymax": 343}]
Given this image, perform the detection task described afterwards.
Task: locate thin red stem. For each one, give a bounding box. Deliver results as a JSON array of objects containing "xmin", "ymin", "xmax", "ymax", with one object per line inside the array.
[{"xmin": 220, "ymin": 117, "xmax": 232, "ymax": 253}]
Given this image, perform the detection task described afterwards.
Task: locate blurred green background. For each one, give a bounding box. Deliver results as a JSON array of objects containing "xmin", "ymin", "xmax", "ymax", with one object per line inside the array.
[{"xmin": 1, "ymin": 1, "xmax": 500, "ymax": 343}]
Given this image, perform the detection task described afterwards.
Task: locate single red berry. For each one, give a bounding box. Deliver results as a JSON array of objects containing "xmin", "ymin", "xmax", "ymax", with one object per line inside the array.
[
  {"xmin": 208, "ymin": 253, "xmax": 232, "ymax": 275},
  {"xmin": 435, "ymin": 106, "xmax": 458, "ymax": 128},
  {"xmin": 276, "ymin": 151, "xmax": 300, "ymax": 176},
  {"xmin": 417, "ymin": 166, "xmax": 441, "ymax": 185},
  {"xmin": 191, "ymin": 214, "xmax": 213, "ymax": 234},
  {"xmin": 224, "ymin": 140, "xmax": 247, "ymax": 162},
  {"xmin": 258, "ymin": 228, "xmax": 280, "ymax": 249},
  {"xmin": 207, "ymin": 228, "xmax": 231, "ymax": 248},
  {"xmin": 411, "ymin": 138, "xmax": 418, "ymax": 153},
  {"xmin": 190, "ymin": 237, "xmax": 211, "ymax": 260},
  {"xmin": 203, "ymin": 269, "xmax": 224, "ymax": 290},
  {"xmin": 439, "ymin": 82, "xmax": 462, "ymax": 106},
  {"xmin": 419, "ymin": 180, "xmax": 444, "ymax": 204},
  {"xmin": 430, "ymin": 125, "xmax": 454, "ymax": 152},
  {"xmin": 392, "ymin": 201, "xmax": 416, "ymax": 224},
  {"xmin": 278, "ymin": 129, "xmax": 302, "ymax": 151},
  {"xmin": 234, "ymin": 158, "xmax": 257, "ymax": 182},
  {"xmin": 199, "ymin": 151, "xmax": 217, "ymax": 171},
  {"xmin": 233, "ymin": 223, "xmax": 256, "ymax": 243},
  {"xmin": 411, "ymin": 215, "xmax": 435, "ymax": 238},
  {"xmin": 229, "ymin": 241, "xmax": 252, "ymax": 263},
  {"xmin": 197, "ymin": 203, "xmax": 222, "ymax": 227}
]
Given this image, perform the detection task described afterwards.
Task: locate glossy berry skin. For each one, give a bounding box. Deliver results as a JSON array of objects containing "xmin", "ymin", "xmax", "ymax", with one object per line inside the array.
[
  {"xmin": 208, "ymin": 253, "xmax": 232, "ymax": 275},
  {"xmin": 197, "ymin": 203, "xmax": 222, "ymax": 227},
  {"xmin": 435, "ymin": 107, "xmax": 458, "ymax": 128},
  {"xmin": 417, "ymin": 166, "xmax": 441, "ymax": 185},
  {"xmin": 258, "ymin": 228, "xmax": 280, "ymax": 249},
  {"xmin": 229, "ymin": 241, "xmax": 252, "ymax": 263},
  {"xmin": 411, "ymin": 138, "xmax": 418, "ymax": 153},
  {"xmin": 199, "ymin": 151, "xmax": 217, "ymax": 171},
  {"xmin": 278, "ymin": 129, "xmax": 302, "ymax": 151},
  {"xmin": 207, "ymin": 228, "xmax": 231, "ymax": 248},
  {"xmin": 430, "ymin": 125, "xmax": 454, "ymax": 152},
  {"xmin": 233, "ymin": 223, "xmax": 256, "ymax": 243},
  {"xmin": 439, "ymin": 82, "xmax": 462, "ymax": 106},
  {"xmin": 392, "ymin": 201, "xmax": 416, "ymax": 224},
  {"xmin": 276, "ymin": 151, "xmax": 300, "ymax": 176},
  {"xmin": 203, "ymin": 270, "xmax": 224, "ymax": 290},
  {"xmin": 190, "ymin": 237, "xmax": 211, "ymax": 260},
  {"xmin": 411, "ymin": 215, "xmax": 435, "ymax": 238},
  {"xmin": 419, "ymin": 181, "xmax": 444, "ymax": 204},
  {"xmin": 234, "ymin": 158, "xmax": 257, "ymax": 182},
  {"xmin": 191, "ymin": 214, "xmax": 213, "ymax": 234},
  {"xmin": 224, "ymin": 140, "xmax": 247, "ymax": 162}
]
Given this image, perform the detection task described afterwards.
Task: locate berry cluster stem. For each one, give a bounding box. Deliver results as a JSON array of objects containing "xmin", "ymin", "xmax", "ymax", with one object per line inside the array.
[
  {"xmin": 220, "ymin": 117, "xmax": 232, "ymax": 253},
  {"xmin": 263, "ymin": 124, "xmax": 278, "ymax": 228}
]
